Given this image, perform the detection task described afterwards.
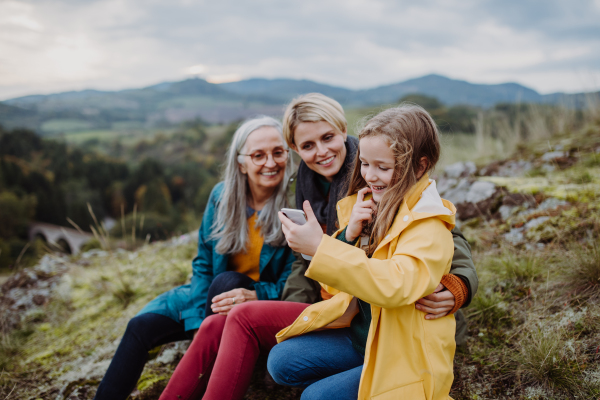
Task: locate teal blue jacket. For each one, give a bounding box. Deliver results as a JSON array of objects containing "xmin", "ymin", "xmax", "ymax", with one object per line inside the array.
[{"xmin": 137, "ymin": 182, "xmax": 295, "ymax": 331}]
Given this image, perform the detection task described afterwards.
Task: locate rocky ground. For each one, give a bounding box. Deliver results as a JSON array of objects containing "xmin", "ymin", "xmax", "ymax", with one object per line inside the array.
[{"xmin": 1, "ymin": 122, "xmax": 600, "ymax": 399}]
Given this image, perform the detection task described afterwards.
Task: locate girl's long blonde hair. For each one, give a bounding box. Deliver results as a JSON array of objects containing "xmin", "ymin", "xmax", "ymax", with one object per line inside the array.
[{"xmin": 345, "ymin": 104, "xmax": 441, "ymax": 255}]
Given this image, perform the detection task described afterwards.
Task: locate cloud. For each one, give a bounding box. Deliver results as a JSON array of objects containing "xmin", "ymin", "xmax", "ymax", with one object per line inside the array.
[{"xmin": 0, "ymin": 0, "xmax": 599, "ymax": 100}]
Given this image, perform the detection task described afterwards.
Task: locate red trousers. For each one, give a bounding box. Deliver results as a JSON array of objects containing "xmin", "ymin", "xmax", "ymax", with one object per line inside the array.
[{"xmin": 159, "ymin": 301, "xmax": 310, "ymax": 400}]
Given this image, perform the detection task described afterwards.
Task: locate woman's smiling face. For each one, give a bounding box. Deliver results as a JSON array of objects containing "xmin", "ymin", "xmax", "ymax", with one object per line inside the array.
[
  {"xmin": 292, "ymin": 121, "xmax": 347, "ymax": 182},
  {"xmin": 239, "ymin": 126, "xmax": 287, "ymax": 191},
  {"xmin": 359, "ymin": 136, "xmax": 396, "ymax": 203}
]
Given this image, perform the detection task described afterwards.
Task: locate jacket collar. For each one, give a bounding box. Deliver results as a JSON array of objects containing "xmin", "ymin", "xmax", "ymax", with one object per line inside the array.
[{"xmin": 335, "ymin": 174, "xmax": 456, "ymax": 255}]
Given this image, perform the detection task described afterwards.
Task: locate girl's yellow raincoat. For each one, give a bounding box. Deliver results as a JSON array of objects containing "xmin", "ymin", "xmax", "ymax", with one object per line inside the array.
[{"xmin": 276, "ymin": 175, "xmax": 457, "ymax": 400}]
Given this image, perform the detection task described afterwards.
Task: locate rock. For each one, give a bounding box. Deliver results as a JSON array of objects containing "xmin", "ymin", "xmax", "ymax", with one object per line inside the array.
[
  {"xmin": 515, "ymin": 197, "xmax": 569, "ymax": 220},
  {"xmin": 0, "ymin": 256, "xmax": 68, "ymax": 334},
  {"xmin": 525, "ymin": 243, "xmax": 546, "ymax": 251},
  {"xmin": 436, "ymin": 178, "xmax": 458, "ymax": 197},
  {"xmin": 438, "ymin": 175, "xmax": 504, "ymax": 221},
  {"xmin": 466, "ymin": 181, "xmax": 497, "ymax": 204},
  {"xmin": 440, "ymin": 178, "xmax": 472, "ymax": 204},
  {"xmin": 504, "ymin": 228, "xmax": 525, "ymax": 245},
  {"xmin": 481, "ymin": 160, "xmax": 533, "ymax": 177},
  {"xmin": 539, "ymin": 151, "xmax": 575, "ymax": 168},
  {"xmin": 444, "ymin": 161, "xmax": 477, "ymax": 179},
  {"xmin": 525, "ymin": 216, "xmax": 550, "ymax": 230},
  {"xmin": 498, "ymin": 205, "xmax": 516, "ymax": 220},
  {"xmin": 444, "ymin": 180, "xmax": 503, "ymax": 220},
  {"xmin": 502, "ymin": 193, "xmax": 536, "ymax": 207},
  {"xmin": 537, "ymin": 198, "xmax": 568, "ymax": 212},
  {"xmin": 541, "ymin": 151, "xmax": 567, "ymax": 162},
  {"xmin": 153, "ymin": 341, "xmax": 190, "ymax": 365}
]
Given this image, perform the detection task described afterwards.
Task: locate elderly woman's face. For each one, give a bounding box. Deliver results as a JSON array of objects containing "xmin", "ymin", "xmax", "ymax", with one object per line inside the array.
[
  {"xmin": 293, "ymin": 121, "xmax": 347, "ymax": 182},
  {"xmin": 239, "ymin": 126, "xmax": 287, "ymax": 191}
]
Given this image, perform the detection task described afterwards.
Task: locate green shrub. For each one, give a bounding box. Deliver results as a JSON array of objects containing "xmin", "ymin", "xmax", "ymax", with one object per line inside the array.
[
  {"xmin": 111, "ymin": 278, "xmax": 139, "ymax": 308},
  {"xmin": 80, "ymin": 238, "xmax": 102, "ymax": 253},
  {"xmin": 489, "ymin": 250, "xmax": 545, "ymax": 283}
]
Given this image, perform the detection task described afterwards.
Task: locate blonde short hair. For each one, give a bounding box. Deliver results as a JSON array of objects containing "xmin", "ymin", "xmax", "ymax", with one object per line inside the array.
[{"xmin": 282, "ymin": 93, "xmax": 347, "ymax": 147}]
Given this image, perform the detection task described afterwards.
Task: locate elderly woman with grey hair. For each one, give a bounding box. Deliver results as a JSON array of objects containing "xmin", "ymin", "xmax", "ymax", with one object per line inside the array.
[{"xmin": 94, "ymin": 116, "xmax": 296, "ymax": 400}]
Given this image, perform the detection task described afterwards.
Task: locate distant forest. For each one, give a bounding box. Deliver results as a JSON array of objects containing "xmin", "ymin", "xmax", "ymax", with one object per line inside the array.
[{"xmin": 0, "ymin": 120, "xmax": 238, "ymax": 269}]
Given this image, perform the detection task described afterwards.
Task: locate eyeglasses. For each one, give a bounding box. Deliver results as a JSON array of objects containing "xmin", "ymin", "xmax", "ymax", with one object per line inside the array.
[{"xmin": 239, "ymin": 149, "xmax": 289, "ymax": 166}]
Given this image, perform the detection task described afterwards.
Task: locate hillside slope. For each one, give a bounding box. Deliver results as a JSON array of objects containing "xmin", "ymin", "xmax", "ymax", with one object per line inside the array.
[{"xmin": 1, "ymin": 119, "xmax": 600, "ymax": 400}]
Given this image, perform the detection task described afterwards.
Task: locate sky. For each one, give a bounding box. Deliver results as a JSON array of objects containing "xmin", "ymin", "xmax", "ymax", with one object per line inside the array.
[{"xmin": 1, "ymin": 0, "xmax": 599, "ymax": 100}]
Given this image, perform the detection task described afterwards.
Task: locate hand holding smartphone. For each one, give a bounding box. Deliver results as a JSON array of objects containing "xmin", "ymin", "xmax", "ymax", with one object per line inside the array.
[
  {"xmin": 281, "ymin": 208, "xmax": 312, "ymax": 260},
  {"xmin": 281, "ymin": 208, "xmax": 307, "ymax": 225}
]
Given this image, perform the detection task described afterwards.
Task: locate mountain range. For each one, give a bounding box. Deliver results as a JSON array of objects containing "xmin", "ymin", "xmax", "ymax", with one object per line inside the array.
[{"xmin": 0, "ymin": 74, "xmax": 597, "ymax": 134}]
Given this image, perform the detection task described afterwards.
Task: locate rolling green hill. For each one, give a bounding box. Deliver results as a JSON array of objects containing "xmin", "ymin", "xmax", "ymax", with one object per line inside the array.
[{"xmin": 1, "ymin": 75, "xmax": 597, "ymax": 136}]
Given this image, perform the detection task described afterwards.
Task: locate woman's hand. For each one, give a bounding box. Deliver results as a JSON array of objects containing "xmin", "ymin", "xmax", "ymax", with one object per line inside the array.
[
  {"xmin": 211, "ymin": 288, "xmax": 258, "ymax": 315},
  {"xmin": 415, "ymin": 283, "xmax": 456, "ymax": 320},
  {"xmin": 345, "ymin": 187, "xmax": 377, "ymax": 242},
  {"xmin": 278, "ymin": 201, "xmax": 324, "ymax": 256}
]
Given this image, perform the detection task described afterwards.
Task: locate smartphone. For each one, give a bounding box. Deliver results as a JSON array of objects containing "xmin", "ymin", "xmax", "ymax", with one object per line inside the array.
[
  {"xmin": 281, "ymin": 208, "xmax": 307, "ymax": 225},
  {"xmin": 280, "ymin": 208, "xmax": 312, "ymax": 261}
]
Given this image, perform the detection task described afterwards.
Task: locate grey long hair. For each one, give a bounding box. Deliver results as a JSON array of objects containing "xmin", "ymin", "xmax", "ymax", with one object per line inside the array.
[{"xmin": 210, "ymin": 116, "xmax": 293, "ymax": 255}]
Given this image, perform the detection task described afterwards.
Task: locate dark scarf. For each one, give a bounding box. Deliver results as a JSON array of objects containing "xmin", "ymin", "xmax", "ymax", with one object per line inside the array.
[{"xmin": 295, "ymin": 135, "xmax": 358, "ymax": 235}]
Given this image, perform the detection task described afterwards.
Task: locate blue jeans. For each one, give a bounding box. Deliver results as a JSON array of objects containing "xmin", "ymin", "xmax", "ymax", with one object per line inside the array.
[
  {"xmin": 94, "ymin": 271, "xmax": 255, "ymax": 400},
  {"xmin": 267, "ymin": 328, "xmax": 364, "ymax": 400}
]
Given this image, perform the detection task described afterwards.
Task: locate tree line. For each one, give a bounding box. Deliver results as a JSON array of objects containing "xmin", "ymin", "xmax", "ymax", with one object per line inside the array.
[{"xmin": 0, "ymin": 121, "xmax": 231, "ymax": 269}]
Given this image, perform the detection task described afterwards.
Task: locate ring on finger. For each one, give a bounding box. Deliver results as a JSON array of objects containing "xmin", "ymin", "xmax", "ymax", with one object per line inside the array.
[{"xmin": 232, "ymin": 297, "xmax": 236, "ymax": 305}]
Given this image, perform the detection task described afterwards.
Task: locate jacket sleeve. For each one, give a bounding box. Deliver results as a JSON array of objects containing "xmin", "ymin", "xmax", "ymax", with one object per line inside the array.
[
  {"xmin": 253, "ymin": 248, "xmax": 295, "ymax": 300},
  {"xmin": 448, "ymin": 226, "xmax": 478, "ymax": 307},
  {"xmin": 305, "ymin": 218, "xmax": 454, "ymax": 309},
  {"xmin": 281, "ymin": 253, "xmax": 322, "ymax": 304},
  {"xmin": 180, "ymin": 184, "xmax": 220, "ymax": 331}
]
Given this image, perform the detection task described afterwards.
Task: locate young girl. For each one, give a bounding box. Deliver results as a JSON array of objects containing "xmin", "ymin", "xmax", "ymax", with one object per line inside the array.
[{"xmin": 269, "ymin": 105, "xmax": 457, "ymax": 400}]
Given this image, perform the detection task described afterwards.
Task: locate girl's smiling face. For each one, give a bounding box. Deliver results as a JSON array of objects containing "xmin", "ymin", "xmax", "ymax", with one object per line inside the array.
[{"xmin": 359, "ymin": 136, "xmax": 396, "ymax": 203}]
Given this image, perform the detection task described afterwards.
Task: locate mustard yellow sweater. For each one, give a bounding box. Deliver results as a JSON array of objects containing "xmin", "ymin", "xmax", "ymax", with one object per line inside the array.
[{"xmin": 228, "ymin": 212, "xmax": 263, "ymax": 281}]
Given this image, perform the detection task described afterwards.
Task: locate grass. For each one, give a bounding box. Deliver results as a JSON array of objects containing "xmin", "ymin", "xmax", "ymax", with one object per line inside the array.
[
  {"xmin": 456, "ymin": 240, "xmax": 600, "ymax": 399},
  {"xmin": 488, "ymin": 249, "xmax": 545, "ymax": 284},
  {"xmin": 564, "ymin": 241, "xmax": 600, "ymax": 296},
  {"xmin": 512, "ymin": 329, "xmax": 582, "ymax": 394},
  {"xmin": 0, "ymin": 239, "xmax": 199, "ymax": 399},
  {"xmin": 454, "ymin": 125, "xmax": 600, "ymax": 398}
]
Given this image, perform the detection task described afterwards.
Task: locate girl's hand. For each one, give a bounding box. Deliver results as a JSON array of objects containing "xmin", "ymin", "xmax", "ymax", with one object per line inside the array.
[
  {"xmin": 278, "ymin": 200, "xmax": 323, "ymax": 256},
  {"xmin": 345, "ymin": 187, "xmax": 377, "ymax": 242},
  {"xmin": 211, "ymin": 288, "xmax": 257, "ymax": 315}
]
